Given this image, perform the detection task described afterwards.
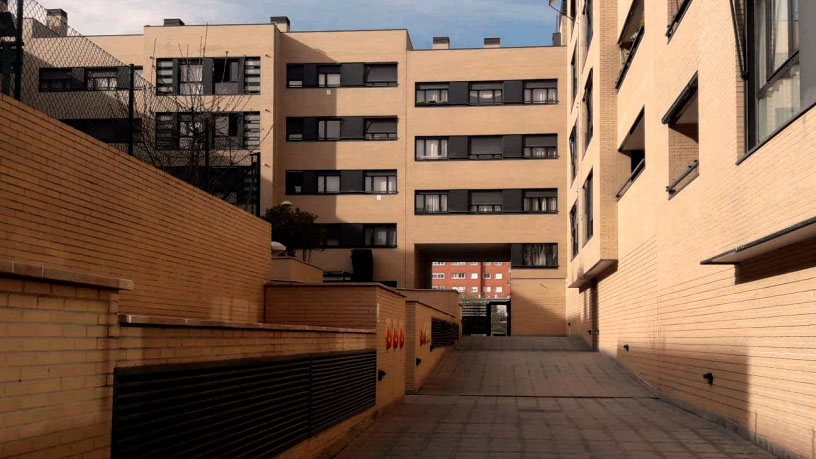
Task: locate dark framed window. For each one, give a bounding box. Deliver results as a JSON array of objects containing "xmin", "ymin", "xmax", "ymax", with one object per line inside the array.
[
  {"xmin": 617, "ymin": 0, "xmax": 645, "ymax": 88},
  {"xmin": 364, "ymin": 64, "xmax": 397, "ymax": 87},
  {"xmin": 570, "ymin": 205, "xmax": 579, "ymax": 259},
  {"xmin": 571, "ymin": 51, "xmax": 578, "ymax": 104},
  {"xmin": 85, "ymin": 67, "xmax": 118, "ymax": 90},
  {"xmin": 416, "ymin": 83, "xmax": 449, "ymax": 105},
  {"xmin": 318, "ymin": 65, "xmax": 341, "ymax": 87},
  {"xmin": 469, "ymin": 136, "xmax": 503, "ymax": 159},
  {"xmin": 213, "ymin": 58, "xmax": 241, "ymax": 95},
  {"xmin": 214, "ymin": 113, "xmax": 240, "ymax": 149},
  {"xmin": 667, "ymin": 0, "xmax": 693, "ymax": 38},
  {"xmin": 523, "ymin": 190, "xmax": 557, "ymax": 213},
  {"xmin": 317, "ymin": 173, "xmax": 341, "ymax": 194},
  {"xmin": 287, "ymin": 64, "xmax": 304, "ymax": 88},
  {"xmin": 748, "ymin": 0, "xmax": 802, "ymax": 148},
  {"xmin": 415, "ymin": 192, "xmax": 449, "ymax": 214},
  {"xmin": 523, "ymin": 135, "xmax": 558, "ymax": 159},
  {"xmin": 364, "ymin": 171, "xmax": 397, "ymax": 194},
  {"xmin": 324, "ymin": 224, "xmax": 341, "ymax": 247},
  {"xmin": 39, "ymin": 68, "xmax": 72, "ymax": 92},
  {"xmin": 287, "ymin": 118, "xmax": 304, "ymax": 141},
  {"xmin": 177, "ymin": 113, "xmax": 205, "ymax": 149},
  {"xmin": 522, "ymin": 243, "xmax": 558, "ymax": 267},
  {"xmin": 364, "ymin": 224, "xmax": 397, "ymax": 248},
  {"xmin": 469, "ymin": 191, "xmax": 502, "ymax": 213},
  {"xmin": 571, "ymin": 0, "xmax": 577, "ymax": 28},
  {"xmin": 523, "ymin": 80, "xmax": 557, "ymax": 104},
  {"xmin": 569, "ymin": 126, "xmax": 578, "ymax": 180},
  {"xmin": 469, "ymin": 82, "xmax": 503, "ymax": 105},
  {"xmin": 179, "ymin": 58, "xmax": 203, "ymax": 95},
  {"xmin": 584, "ymin": 72, "xmax": 594, "ymax": 147},
  {"xmin": 318, "ymin": 119, "xmax": 341, "ymax": 140},
  {"xmin": 156, "ymin": 59, "xmax": 174, "ymax": 94},
  {"xmin": 415, "ymin": 137, "xmax": 449, "ymax": 160},
  {"xmin": 583, "ymin": 171, "xmax": 594, "ymax": 243},
  {"xmin": 364, "ymin": 118, "xmax": 397, "ymax": 140},
  {"xmin": 585, "ymin": 0, "xmax": 594, "ymax": 48}
]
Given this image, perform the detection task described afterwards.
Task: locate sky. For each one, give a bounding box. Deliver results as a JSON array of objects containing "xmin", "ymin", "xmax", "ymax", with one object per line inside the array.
[{"xmin": 41, "ymin": 0, "xmax": 561, "ymax": 49}]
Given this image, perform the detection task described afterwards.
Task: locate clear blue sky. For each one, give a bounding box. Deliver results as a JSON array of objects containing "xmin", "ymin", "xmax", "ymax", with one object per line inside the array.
[{"xmin": 47, "ymin": 0, "xmax": 561, "ymax": 48}]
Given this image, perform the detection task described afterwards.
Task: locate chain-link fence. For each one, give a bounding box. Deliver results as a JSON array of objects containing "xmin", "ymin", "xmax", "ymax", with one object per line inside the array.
[{"xmin": 0, "ymin": 0, "xmax": 261, "ymax": 216}]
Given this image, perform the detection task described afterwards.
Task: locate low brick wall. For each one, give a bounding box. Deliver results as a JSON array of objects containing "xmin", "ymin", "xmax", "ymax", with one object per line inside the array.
[
  {"xmin": 404, "ymin": 300, "xmax": 458, "ymax": 392},
  {"xmin": 0, "ymin": 267, "xmax": 383, "ymax": 459},
  {"xmin": 268, "ymin": 257, "xmax": 324, "ymax": 283},
  {"xmin": 398, "ymin": 289, "xmax": 461, "ymax": 336}
]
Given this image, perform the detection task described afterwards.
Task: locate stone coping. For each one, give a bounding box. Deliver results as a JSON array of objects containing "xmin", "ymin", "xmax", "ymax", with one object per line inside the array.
[
  {"xmin": 269, "ymin": 256, "xmax": 324, "ymax": 270},
  {"xmin": 263, "ymin": 281, "xmax": 406, "ymax": 297},
  {"xmin": 406, "ymin": 300, "xmax": 457, "ymax": 319},
  {"xmin": 119, "ymin": 314, "xmax": 377, "ymax": 334},
  {"xmin": 0, "ymin": 259, "xmax": 133, "ymax": 291}
]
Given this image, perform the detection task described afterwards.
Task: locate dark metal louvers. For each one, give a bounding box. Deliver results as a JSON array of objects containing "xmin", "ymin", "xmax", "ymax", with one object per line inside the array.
[
  {"xmin": 431, "ymin": 318, "xmax": 459, "ymax": 350},
  {"xmin": 112, "ymin": 350, "xmax": 376, "ymax": 458}
]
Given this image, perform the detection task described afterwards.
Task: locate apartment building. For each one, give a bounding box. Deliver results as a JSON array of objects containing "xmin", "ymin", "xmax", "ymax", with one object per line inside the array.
[
  {"xmin": 563, "ymin": 0, "xmax": 816, "ymax": 457},
  {"xmin": 84, "ymin": 19, "xmax": 568, "ymax": 336},
  {"xmin": 430, "ymin": 261, "xmax": 511, "ymax": 298}
]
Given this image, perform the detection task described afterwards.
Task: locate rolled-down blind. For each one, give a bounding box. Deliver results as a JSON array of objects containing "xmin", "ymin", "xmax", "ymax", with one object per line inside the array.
[
  {"xmin": 470, "ymin": 191, "xmax": 502, "ymax": 205},
  {"xmin": 524, "ymin": 135, "xmax": 557, "ymax": 147},
  {"xmin": 112, "ymin": 350, "xmax": 376, "ymax": 458},
  {"xmin": 470, "ymin": 137, "xmax": 502, "ymax": 155},
  {"xmin": 365, "ymin": 64, "xmax": 397, "ymax": 83},
  {"xmin": 365, "ymin": 118, "xmax": 397, "ymax": 133}
]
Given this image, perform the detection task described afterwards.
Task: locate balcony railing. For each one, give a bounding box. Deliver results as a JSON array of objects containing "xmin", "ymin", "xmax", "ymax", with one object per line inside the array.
[
  {"xmin": 615, "ymin": 26, "xmax": 645, "ymax": 89},
  {"xmin": 666, "ymin": 160, "xmax": 699, "ymax": 197},
  {"xmin": 615, "ymin": 158, "xmax": 646, "ymax": 200}
]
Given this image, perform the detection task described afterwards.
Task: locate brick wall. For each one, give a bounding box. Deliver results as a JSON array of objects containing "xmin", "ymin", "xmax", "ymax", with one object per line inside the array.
[
  {"xmin": 375, "ymin": 288, "xmax": 407, "ymax": 409},
  {"xmin": 398, "ymin": 288, "xmax": 461, "ymax": 332},
  {"xmin": 264, "ymin": 284, "xmax": 384, "ymax": 329},
  {"xmin": 0, "ymin": 95, "xmax": 272, "ymax": 323},
  {"xmin": 404, "ymin": 300, "xmax": 456, "ymax": 392}
]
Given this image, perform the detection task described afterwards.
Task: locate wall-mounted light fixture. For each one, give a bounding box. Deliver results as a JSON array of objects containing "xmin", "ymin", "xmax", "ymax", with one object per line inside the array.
[
  {"xmin": 703, "ymin": 372, "xmax": 714, "ymax": 385},
  {"xmin": 416, "ymin": 358, "xmax": 422, "ymax": 366},
  {"xmin": 623, "ymin": 344, "xmax": 629, "ymax": 351},
  {"xmin": 378, "ymin": 369, "xmax": 387, "ymax": 381}
]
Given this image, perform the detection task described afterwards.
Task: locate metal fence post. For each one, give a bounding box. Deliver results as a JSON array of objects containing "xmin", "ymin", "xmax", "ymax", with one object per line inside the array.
[
  {"xmin": 127, "ymin": 64, "xmax": 135, "ymax": 156},
  {"xmin": 13, "ymin": 0, "xmax": 23, "ymax": 100}
]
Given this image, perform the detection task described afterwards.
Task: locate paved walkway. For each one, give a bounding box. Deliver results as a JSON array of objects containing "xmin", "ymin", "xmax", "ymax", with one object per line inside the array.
[{"xmin": 337, "ymin": 336, "xmax": 774, "ymax": 459}]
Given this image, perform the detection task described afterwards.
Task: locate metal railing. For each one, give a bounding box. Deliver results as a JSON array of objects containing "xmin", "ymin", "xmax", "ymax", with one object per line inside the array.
[
  {"xmin": 666, "ymin": 160, "xmax": 699, "ymax": 197},
  {"xmin": 615, "ymin": 158, "xmax": 646, "ymax": 200},
  {"xmin": 615, "ymin": 26, "xmax": 644, "ymax": 89},
  {"xmin": 0, "ymin": 0, "xmax": 262, "ymax": 215}
]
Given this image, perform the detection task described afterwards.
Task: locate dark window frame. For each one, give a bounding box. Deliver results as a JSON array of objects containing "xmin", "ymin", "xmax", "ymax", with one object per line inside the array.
[
  {"xmin": 523, "ymin": 135, "xmax": 558, "ymax": 159},
  {"xmin": 570, "ymin": 204, "xmax": 579, "ymax": 260},
  {"xmin": 364, "ymin": 63, "xmax": 398, "ymax": 87},
  {"xmin": 583, "ymin": 171, "xmax": 594, "ymax": 245},
  {"xmin": 316, "ymin": 172, "xmax": 342, "ymax": 194},
  {"xmin": 415, "ymin": 191, "xmax": 450, "ymax": 214},
  {"xmin": 585, "ymin": 0, "xmax": 594, "ymax": 49},
  {"xmin": 317, "ymin": 118, "xmax": 342, "ymax": 140},
  {"xmin": 415, "ymin": 82, "xmax": 450, "ymax": 105},
  {"xmin": 364, "ymin": 118, "xmax": 398, "ymax": 141},
  {"xmin": 38, "ymin": 67, "xmax": 73, "ymax": 92},
  {"xmin": 85, "ymin": 67, "xmax": 118, "ymax": 91},
  {"xmin": 583, "ymin": 72, "xmax": 594, "ymax": 149},
  {"xmin": 364, "ymin": 224, "xmax": 398, "ymax": 248},
  {"xmin": 415, "ymin": 137, "xmax": 449, "ymax": 160},
  {"xmin": 468, "ymin": 136, "xmax": 504, "ymax": 160},
  {"xmin": 317, "ymin": 64, "xmax": 341, "ymax": 88},
  {"xmin": 569, "ymin": 126, "xmax": 578, "ymax": 181},
  {"xmin": 667, "ymin": 0, "xmax": 693, "ymax": 39},
  {"xmin": 469, "ymin": 82, "xmax": 504, "ymax": 106},
  {"xmin": 522, "ymin": 189, "xmax": 558, "ymax": 214},
  {"xmin": 523, "ymin": 80, "xmax": 558, "ymax": 105},
  {"xmin": 516, "ymin": 243, "xmax": 559, "ymax": 268},
  {"xmin": 469, "ymin": 190, "xmax": 503, "ymax": 214},
  {"xmin": 364, "ymin": 170, "xmax": 398, "ymax": 194}
]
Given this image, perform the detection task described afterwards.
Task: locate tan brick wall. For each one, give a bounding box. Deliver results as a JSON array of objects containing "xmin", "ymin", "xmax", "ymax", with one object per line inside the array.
[
  {"xmin": 566, "ymin": 0, "xmax": 816, "ymax": 456},
  {"xmin": 397, "ymin": 289, "xmax": 461, "ymax": 331},
  {"xmin": 404, "ymin": 301, "xmax": 456, "ymax": 392},
  {"xmin": 511, "ymin": 271, "xmax": 567, "ymax": 336},
  {"xmin": 268, "ymin": 257, "xmax": 324, "ymax": 283},
  {"xmin": 0, "ymin": 275, "xmax": 381, "ymax": 458},
  {"xmin": 264, "ymin": 284, "xmax": 383, "ymax": 329},
  {"xmin": 0, "ymin": 95, "xmax": 272, "ymax": 323},
  {"xmin": 375, "ymin": 288, "xmax": 407, "ymax": 409}
]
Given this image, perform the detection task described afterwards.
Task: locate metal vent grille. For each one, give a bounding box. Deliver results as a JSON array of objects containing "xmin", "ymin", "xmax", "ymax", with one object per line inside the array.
[
  {"xmin": 431, "ymin": 318, "xmax": 459, "ymax": 350},
  {"xmin": 112, "ymin": 350, "xmax": 376, "ymax": 458}
]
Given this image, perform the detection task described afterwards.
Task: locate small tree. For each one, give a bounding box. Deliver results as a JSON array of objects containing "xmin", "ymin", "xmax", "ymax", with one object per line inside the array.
[{"xmin": 263, "ymin": 205, "xmax": 325, "ymax": 261}]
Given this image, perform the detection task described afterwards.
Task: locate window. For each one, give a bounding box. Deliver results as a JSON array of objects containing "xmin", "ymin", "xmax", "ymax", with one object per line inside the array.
[
  {"xmin": 287, "ymin": 64, "xmax": 304, "ymax": 87},
  {"xmin": 469, "ymin": 136, "xmax": 503, "ymax": 159},
  {"xmin": 179, "ymin": 59, "xmax": 203, "ymax": 95},
  {"xmin": 287, "ymin": 118, "xmax": 304, "ymax": 141},
  {"xmin": 571, "ymin": 52, "xmax": 578, "ymax": 103},
  {"xmin": 364, "ymin": 171, "xmax": 397, "ymax": 194},
  {"xmin": 134, "ymin": 66, "xmax": 145, "ymax": 89},
  {"xmin": 85, "ymin": 68, "xmax": 117, "ymax": 90},
  {"xmin": 585, "ymin": 0, "xmax": 593, "ymax": 48},
  {"xmin": 214, "ymin": 113, "xmax": 241, "ymax": 149},
  {"xmin": 364, "ymin": 64, "xmax": 397, "ymax": 86},
  {"xmin": 156, "ymin": 59, "xmax": 174, "ymax": 94},
  {"xmin": 523, "ymin": 80, "xmax": 557, "ymax": 104},
  {"xmin": 415, "ymin": 192, "xmax": 449, "ymax": 214},
  {"xmin": 416, "ymin": 138, "xmax": 448, "ymax": 160},
  {"xmin": 569, "ymin": 126, "xmax": 578, "ymax": 180},
  {"xmin": 496, "ymin": 273, "xmax": 503, "ymax": 280},
  {"xmin": 583, "ymin": 171, "xmax": 594, "ymax": 243},
  {"xmin": 523, "ymin": 190, "xmax": 558, "ymax": 213},
  {"xmin": 471, "ymin": 286, "xmax": 479, "ymax": 293},
  {"xmin": 416, "ymin": 83, "xmax": 449, "ymax": 105},
  {"xmin": 483, "ymin": 262, "xmax": 491, "ymax": 266},
  {"xmin": 453, "ymin": 286, "xmax": 465, "ymax": 293},
  {"xmin": 749, "ymin": 0, "xmax": 802, "ymax": 148},
  {"xmin": 178, "ymin": 113, "xmax": 204, "ymax": 149},
  {"xmin": 432, "ymin": 286, "xmax": 446, "ymax": 290},
  {"xmin": 523, "ymin": 135, "xmax": 557, "ymax": 158},
  {"xmin": 469, "ymin": 82, "xmax": 503, "ymax": 105},
  {"xmin": 317, "ymin": 173, "xmax": 341, "ymax": 194},
  {"xmin": 364, "ymin": 224, "xmax": 397, "ymax": 248},
  {"xmin": 451, "ymin": 273, "xmax": 466, "ymax": 279},
  {"xmin": 214, "ymin": 58, "xmax": 240, "ymax": 82},
  {"xmin": 451, "ymin": 262, "xmax": 467, "ymax": 266},
  {"xmin": 318, "ymin": 65, "xmax": 341, "ymax": 87},
  {"xmin": 432, "ymin": 273, "xmax": 445, "ymax": 280},
  {"xmin": 667, "ymin": 0, "xmax": 693, "ymax": 38},
  {"xmin": 483, "ymin": 286, "xmax": 492, "ymax": 293},
  {"xmin": 617, "ymin": 0, "xmax": 645, "ymax": 88},
  {"xmin": 318, "ymin": 119, "xmax": 341, "ymax": 140},
  {"xmin": 483, "ymin": 273, "xmax": 491, "ymax": 279},
  {"xmin": 469, "ymin": 191, "xmax": 502, "ymax": 213},
  {"xmin": 471, "ymin": 273, "xmax": 478, "ymax": 279},
  {"xmin": 495, "ymin": 287, "xmax": 503, "ymax": 293},
  {"xmin": 432, "ymin": 261, "xmax": 445, "ymax": 266},
  {"xmin": 39, "ymin": 68, "xmax": 72, "ymax": 92},
  {"xmin": 570, "ymin": 204, "xmax": 579, "ymax": 259},
  {"xmin": 243, "ymin": 113, "xmax": 261, "ymax": 148},
  {"xmin": 584, "ymin": 73, "xmax": 594, "ymax": 147},
  {"xmin": 471, "ymin": 262, "xmax": 480, "ymax": 266},
  {"xmin": 664, "ymin": 74, "xmax": 699, "ymax": 196},
  {"xmin": 494, "ymin": 262, "xmax": 502, "ymax": 266},
  {"xmin": 244, "ymin": 57, "xmax": 261, "ymax": 94},
  {"xmin": 364, "ymin": 118, "xmax": 397, "ymax": 140},
  {"xmin": 522, "ymin": 243, "xmax": 558, "ymax": 267},
  {"xmin": 617, "ymin": 109, "xmax": 646, "ymax": 199}
]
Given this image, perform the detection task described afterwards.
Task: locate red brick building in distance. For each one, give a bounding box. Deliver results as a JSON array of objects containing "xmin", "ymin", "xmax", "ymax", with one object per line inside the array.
[{"xmin": 431, "ymin": 261, "xmax": 510, "ymax": 299}]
